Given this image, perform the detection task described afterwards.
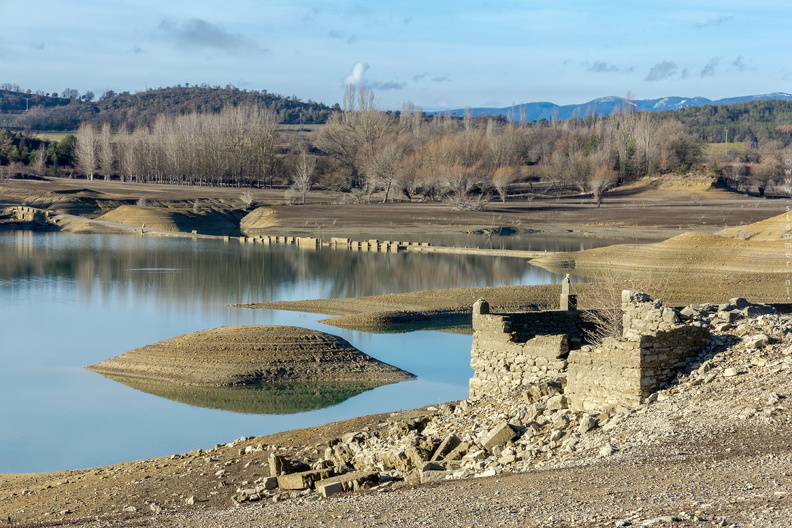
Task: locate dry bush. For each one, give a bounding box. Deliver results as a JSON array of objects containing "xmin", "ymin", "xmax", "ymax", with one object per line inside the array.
[
  {"xmin": 448, "ymin": 195, "xmax": 487, "ymax": 211},
  {"xmin": 580, "ymin": 268, "xmax": 671, "ymax": 345}
]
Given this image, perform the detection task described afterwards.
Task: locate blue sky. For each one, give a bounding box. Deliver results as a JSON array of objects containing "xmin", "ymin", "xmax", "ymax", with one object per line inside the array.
[{"xmin": 0, "ymin": 0, "xmax": 789, "ymax": 110}]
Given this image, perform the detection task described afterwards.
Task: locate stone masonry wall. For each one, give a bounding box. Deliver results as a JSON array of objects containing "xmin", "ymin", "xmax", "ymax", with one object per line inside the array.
[
  {"xmin": 470, "ymin": 291, "xmax": 713, "ymax": 412},
  {"xmin": 566, "ymin": 291, "xmax": 711, "ymax": 411},
  {"xmin": 468, "ymin": 299, "xmax": 590, "ymax": 398}
]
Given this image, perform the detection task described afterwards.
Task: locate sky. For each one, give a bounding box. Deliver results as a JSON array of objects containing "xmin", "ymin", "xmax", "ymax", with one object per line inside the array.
[{"xmin": 0, "ymin": 0, "xmax": 790, "ymax": 111}]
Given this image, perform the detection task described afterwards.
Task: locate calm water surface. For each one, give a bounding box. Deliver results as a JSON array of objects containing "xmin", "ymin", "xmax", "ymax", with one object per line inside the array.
[{"xmin": 0, "ymin": 231, "xmax": 590, "ymax": 473}]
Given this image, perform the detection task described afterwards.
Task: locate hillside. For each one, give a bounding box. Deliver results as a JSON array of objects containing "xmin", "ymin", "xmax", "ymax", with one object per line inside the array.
[{"xmin": 2, "ymin": 85, "xmax": 336, "ymax": 131}]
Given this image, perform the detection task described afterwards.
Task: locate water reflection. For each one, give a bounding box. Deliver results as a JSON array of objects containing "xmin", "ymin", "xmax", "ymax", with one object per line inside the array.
[
  {"xmin": 0, "ymin": 231, "xmax": 595, "ymax": 472},
  {"xmin": 101, "ymin": 375, "xmax": 396, "ymax": 415},
  {"xmin": 0, "ymin": 231, "xmax": 570, "ymax": 307}
]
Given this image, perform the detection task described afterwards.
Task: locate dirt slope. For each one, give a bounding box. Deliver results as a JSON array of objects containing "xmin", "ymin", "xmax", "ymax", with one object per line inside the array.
[{"xmin": 87, "ymin": 325, "xmax": 414, "ymax": 386}]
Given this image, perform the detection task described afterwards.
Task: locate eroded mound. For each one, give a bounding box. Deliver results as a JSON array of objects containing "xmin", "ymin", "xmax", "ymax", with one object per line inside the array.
[
  {"xmin": 532, "ymin": 225, "xmax": 782, "ymax": 274},
  {"xmin": 97, "ymin": 205, "xmax": 238, "ymax": 233},
  {"xmin": 240, "ymin": 206, "xmax": 278, "ymax": 233},
  {"xmin": 87, "ymin": 325, "xmax": 414, "ymax": 386},
  {"xmin": 97, "ymin": 205, "xmax": 182, "ymax": 231},
  {"xmin": 717, "ymin": 211, "xmax": 788, "ymax": 242}
]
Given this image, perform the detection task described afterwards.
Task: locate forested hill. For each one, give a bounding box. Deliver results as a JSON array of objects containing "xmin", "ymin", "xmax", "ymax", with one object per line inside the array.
[
  {"xmin": 657, "ymin": 99, "xmax": 792, "ymax": 143},
  {"xmin": 1, "ymin": 85, "xmax": 337, "ymax": 131}
]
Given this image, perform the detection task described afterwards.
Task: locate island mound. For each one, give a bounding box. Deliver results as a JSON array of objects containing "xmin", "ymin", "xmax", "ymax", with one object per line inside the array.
[{"xmin": 86, "ymin": 325, "xmax": 414, "ymax": 386}]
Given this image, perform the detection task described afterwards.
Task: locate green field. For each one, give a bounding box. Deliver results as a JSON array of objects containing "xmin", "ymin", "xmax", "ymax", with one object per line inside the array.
[{"xmin": 702, "ymin": 142, "xmax": 747, "ymax": 156}]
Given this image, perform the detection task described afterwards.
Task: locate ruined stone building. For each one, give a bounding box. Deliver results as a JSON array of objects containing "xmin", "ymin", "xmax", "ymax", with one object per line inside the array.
[{"xmin": 469, "ymin": 284, "xmax": 712, "ymax": 411}]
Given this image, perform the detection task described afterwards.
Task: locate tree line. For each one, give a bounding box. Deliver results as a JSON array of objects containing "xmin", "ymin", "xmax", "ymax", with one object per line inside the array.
[
  {"xmin": 2, "ymin": 85, "xmax": 335, "ymax": 132},
  {"xmin": 3, "ymin": 86, "xmax": 791, "ymax": 202}
]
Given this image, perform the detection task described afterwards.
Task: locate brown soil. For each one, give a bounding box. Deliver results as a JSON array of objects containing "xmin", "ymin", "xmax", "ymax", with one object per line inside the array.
[
  {"xmin": 96, "ymin": 205, "xmax": 239, "ymax": 233},
  {"xmin": 531, "ymin": 210, "xmax": 787, "ymax": 277},
  {"xmin": 0, "ymin": 176, "xmax": 782, "ymax": 239},
  {"xmin": 718, "ymin": 209, "xmax": 788, "ymax": 241},
  {"xmin": 87, "ymin": 325, "xmax": 413, "ymax": 386}
]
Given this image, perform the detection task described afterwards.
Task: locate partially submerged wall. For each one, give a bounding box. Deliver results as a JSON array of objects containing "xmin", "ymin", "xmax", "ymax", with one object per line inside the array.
[{"xmin": 469, "ymin": 291, "xmax": 713, "ymax": 411}]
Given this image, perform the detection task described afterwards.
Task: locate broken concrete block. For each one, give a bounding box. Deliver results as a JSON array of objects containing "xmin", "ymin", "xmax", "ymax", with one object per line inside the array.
[
  {"xmin": 546, "ymin": 394, "xmax": 569, "ymax": 411},
  {"xmin": 316, "ymin": 470, "xmax": 379, "ymax": 493},
  {"xmin": 317, "ymin": 481, "xmax": 344, "ymax": 498},
  {"xmin": 430, "ymin": 434, "xmax": 462, "ymax": 461},
  {"xmin": 268, "ymin": 454, "xmax": 293, "ymax": 477},
  {"xmin": 744, "ymin": 334, "xmax": 769, "ymax": 349},
  {"xmin": 479, "ymin": 422, "xmax": 516, "ymax": 451},
  {"xmin": 257, "ymin": 476, "xmax": 277, "ymax": 491},
  {"xmin": 443, "ymin": 441, "xmax": 470, "ymax": 461}
]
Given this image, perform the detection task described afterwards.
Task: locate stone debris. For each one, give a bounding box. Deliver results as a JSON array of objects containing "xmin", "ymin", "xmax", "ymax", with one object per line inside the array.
[{"xmin": 181, "ymin": 300, "xmax": 790, "ymax": 517}]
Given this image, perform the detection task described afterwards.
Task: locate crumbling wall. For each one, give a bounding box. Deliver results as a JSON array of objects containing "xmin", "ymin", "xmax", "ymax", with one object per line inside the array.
[
  {"xmin": 468, "ymin": 299, "xmax": 588, "ymax": 398},
  {"xmin": 469, "ymin": 291, "xmax": 713, "ymax": 411},
  {"xmin": 566, "ymin": 291, "xmax": 711, "ymax": 411}
]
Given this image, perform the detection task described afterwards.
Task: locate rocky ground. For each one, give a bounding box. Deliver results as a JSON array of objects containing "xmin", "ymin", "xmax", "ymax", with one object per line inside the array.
[{"xmin": 2, "ymin": 304, "xmax": 791, "ymax": 527}]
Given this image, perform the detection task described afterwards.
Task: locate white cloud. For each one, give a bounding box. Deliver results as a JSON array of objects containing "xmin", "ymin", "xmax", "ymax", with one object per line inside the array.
[{"xmin": 344, "ymin": 62, "xmax": 369, "ymax": 86}]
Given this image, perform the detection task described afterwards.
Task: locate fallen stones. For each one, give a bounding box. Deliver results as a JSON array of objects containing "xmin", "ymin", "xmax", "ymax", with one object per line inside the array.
[
  {"xmin": 479, "ymin": 422, "xmax": 517, "ymax": 451},
  {"xmin": 316, "ymin": 470, "xmax": 379, "ymax": 493},
  {"xmin": 431, "ymin": 434, "xmax": 462, "ymax": 461},
  {"xmin": 743, "ymin": 334, "xmax": 769, "ymax": 350},
  {"xmin": 212, "ymin": 307, "xmax": 792, "ymax": 511},
  {"xmin": 276, "ymin": 468, "xmax": 334, "ymax": 490}
]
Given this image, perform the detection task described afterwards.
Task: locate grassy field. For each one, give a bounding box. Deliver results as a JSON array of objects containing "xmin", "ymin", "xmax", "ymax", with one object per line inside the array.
[{"xmin": 702, "ymin": 142, "xmax": 748, "ymax": 156}]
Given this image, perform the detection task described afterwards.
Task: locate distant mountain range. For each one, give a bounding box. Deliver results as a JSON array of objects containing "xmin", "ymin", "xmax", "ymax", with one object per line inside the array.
[{"xmin": 447, "ymin": 92, "xmax": 792, "ymax": 122}]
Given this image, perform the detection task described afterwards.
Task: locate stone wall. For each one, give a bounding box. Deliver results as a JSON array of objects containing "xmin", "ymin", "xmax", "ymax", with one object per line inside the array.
[
  {"xmin": 469, "ymin": 291, "xmax": 713, "ymax": 411},
  {"xmin": 565, "ymin": 291, "xmax": 711, "ymax": 411},
  {"xmin": 468, "ymin": 299, "xmax": 591, "ymax": 398}
]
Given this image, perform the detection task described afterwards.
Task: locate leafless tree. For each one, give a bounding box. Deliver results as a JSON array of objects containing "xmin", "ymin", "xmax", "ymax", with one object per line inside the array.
[
  {"xmin": 74, "ymin": 123, "xmax": 98, "ymax": 180},
  {"xmin": 31, "ymin": 144, "xmax": 47, "ymax": 176},
  {"xmin": 359, "ymin": 134, "xmax": 413, "ymax": 203},
  {"xmin": 97, "ymin": 122, "xmax": 114, "ymax": 179},
  {"xmin": 290, "ymin": 147, "xmax": 316, "ymax": 204},
  {"xmin": 589, "ymin": 164, "xmax": 617, "ymax": 207},
  {"xmin": 315, "ymin": 85, "xmax": 394, "ymax": 189},
  {"xmin": 492, "ymin": 166, "xmax": 518, "ymax": 202}
]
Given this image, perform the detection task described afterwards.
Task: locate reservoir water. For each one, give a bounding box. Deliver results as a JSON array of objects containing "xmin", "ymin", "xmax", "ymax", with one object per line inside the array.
[{"xmin": 0, "ymin": 231, "xmax": 615, "ymax": 473}]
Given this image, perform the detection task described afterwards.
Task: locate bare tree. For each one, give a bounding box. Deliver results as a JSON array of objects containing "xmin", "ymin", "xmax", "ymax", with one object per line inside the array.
[
  {"xmin": 314, "ymin": 85, "xmax": 394, "ymax": 189},
  {"xmin": 492, "ymin": 166, "xmax": 518, "ymax": 202},
  {"xmin": 359, "ymin": 134, "xmax": 413, "ymax": 203},
  {"xmin": 97, "ymin": 122, "xmax": 114, "ymax": 179},
  {"xmin": 290, "ymin": 147, "xmax": 316, "ymax": 204},
  {"xmin": 589, "ymin": 164, "xmax": 617, "ymax": 207},
  {"xmin": 31, "ymin": 144, "xmax": 47, "ymax": 176},
  {"xmin": 74, "ymin": 123, "xmax": 98, "ymax": 180}
]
